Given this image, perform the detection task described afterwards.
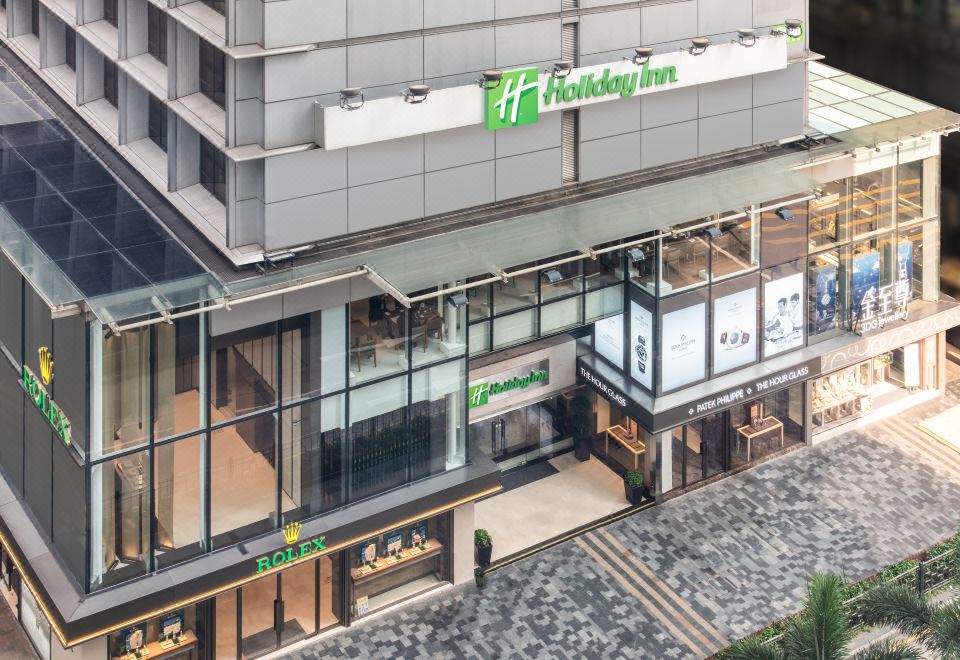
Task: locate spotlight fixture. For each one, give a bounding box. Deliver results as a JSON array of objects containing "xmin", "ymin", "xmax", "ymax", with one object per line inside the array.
[
  {"xmin": 629, "ymin": 46, "xmax": 653, "ymax": 65},
  {"xmin": 736, "ymin": 28, "xmax": 756, "ymax": 47},
  {"xmin": 549, "ymin": 61, "xmax": 574, "ymax": 79},
  {"xmin": 775, "ymin": 207, "xmax": 795, "ymax": 222},
  {"xmin": 784, "ymin": 19, "xmax": 803, "ymax": 38},
  {"xmin": 703, "ymin": 227, "xmax": 722, "ymax": 239},
  {"xmin": 339, "ymin": 87, "xmax": 364, "ymax": 111},
  {"xmin": 626, "ymin": 247, "xmax": 646, "ymax": 263},
  {"xmin": 476, "ymin": 69, "xmax": 503, "ymax": 90},
  {"xmin": 446, "ymin": 292, "xmax": 469, "ymax": 308},
  {"xmin": 402, "ymin": 84, "xmax": 430, "ymax": 104},
  {"xmin": 688, "ymin": 37, "xmax": 710, "ymax": 56},
  {"xmin": 541, "ymin": 268, "xmax": 563, "ymax": 284}
]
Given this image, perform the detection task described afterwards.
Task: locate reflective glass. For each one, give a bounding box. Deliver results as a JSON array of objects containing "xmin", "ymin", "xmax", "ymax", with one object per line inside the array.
[
  {"xmin": 154, "ymin": 434, "xmax": 204, "ymax": 568},
  {"xmin": 349, "ymin": 295, "xmax": 407, "ymax": 384},
  {"xmin": 90, "ymin": 450, "xmax": 149, "ymax": 590}
]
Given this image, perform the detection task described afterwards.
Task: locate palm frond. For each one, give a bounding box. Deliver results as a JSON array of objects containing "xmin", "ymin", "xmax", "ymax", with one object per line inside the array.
[
  {"xmin": 926, "ymin": 599, "xmax": 960, "ymax": 659},
  {"xmin": 858, "ymin": 583, "xmax": 933, "ymax": 640},
  {"xmin": 783, "ymin": 573, "xmax": 852, "ymax": 660},
  {"xmin": 722, "ymin": 636, "xmax": 785, "ymax": 660},
  {"xmin": 848, "ymin": 637, "xmax": 922, "ymax": 660}
]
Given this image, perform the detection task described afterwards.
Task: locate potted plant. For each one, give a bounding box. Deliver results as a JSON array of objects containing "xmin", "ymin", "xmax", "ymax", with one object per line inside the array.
[
  {"xmin": 623, "ymin": 470, "xmax": 645, "ymax": 505},
  {"xmin": 474, "ymin": 528, "xmax": 493, "ymax": 567},
  {"xmin": 569, "ymin": 394, "xmax": 593, "ymax": 462},
  {"xmin": 474, "ymin": 566, "xmax": 486, "ymax": 589}
]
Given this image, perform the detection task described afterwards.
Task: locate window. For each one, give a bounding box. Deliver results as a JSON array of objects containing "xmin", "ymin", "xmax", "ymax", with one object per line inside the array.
[
  {"xmin": 100, "ymin": 328, "xmax": 151, "ymax": 457},
  {"xmin": 154, "ymin": 435, "xmax": 204, "ymax": 568},
  {"xmin": 491, "ymin": 263, "xmax": 538, "ymax": 315},
  {"xmin": 808, "ymin": 245, "xmax": 850, "ymax": 344},
  {"xmin": 761, "ymin": 260, "xmax": 805, "ymax": 359},
  {"xmin": 90, "ymin": 450, "xmax": 150, "ymax": 589},
  {"xmin": 199, "ymin": 137, "xmax": 226, "ymax": 203},
  {"xmin": 210, "ymin": 323, "xmax": 277, "ymax": 422},
  {"xmin": 103, "ymin": 0, "xmax": 118, "ymax": 28},
  {"xmin": 148, "ymin": 95, "xmax": 168, "ymax": 152},
  {"xmin": 153, "ymin": 317, "xmax": 201, "ymax": 438},
  {"xmin": 64, "ymin": 27, "xmax": 76, "ymax": 71},
  {"xmin": 411, "ymin": 361, "xmax": 466, "ymax": 474},
  {"xmin": 29, "ymin": 0, "xmax": 38, "ymax": 37},
  {"xmin": 540, "ymin": 258, "xmax": 582, "ymax": 302},
  {"xmin": 280, "ymin": 395, "xmax": 345, "ymax": 521},
  {"xmin": 851, "ymin": 170, "xmax": 894, "ymax": 236},
  {"xmin": 349, "ymin": 377, "xmax": 408, "ymax": 502},
  {"xmin": 809, "ymin": 180, "xmax": 849, "ymax": 250},
  {"xmin": 407, "ymin": 289, "xmax": 466, "ymax": 368},
  {"xmin": 660, "ymin": 223, "xmax": 709, "ymax": 294},
  {"xmin": 760, "ymin": 201, "xmax": 807, "ymax": 268},
  {"xmin": 199, "ymin": 39, "xmax": 225, "ymax": 108},
  {"xmin": 348, "ymin": 294, "xmax": 407, "ymax": 383},
  {"xmin": 709, "ymin": 215, "xmax": 757, "ymax": 280},
  {"xmin": 147, "ymin": 4, "xmax": 167, "ymax": 65},
  {"xmin": 103, "ymin": 57, "xmax": 118, "ymax": 109}
]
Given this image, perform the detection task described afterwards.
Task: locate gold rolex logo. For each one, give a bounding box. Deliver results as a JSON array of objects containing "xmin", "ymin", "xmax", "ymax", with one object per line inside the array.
[
  {"xmin": 282, "ymin": 522, "xmax": 302, "ymax": 545},
  {"xmin": 38, "ymin": 347, "xmax": 54, "ymax": 385}
]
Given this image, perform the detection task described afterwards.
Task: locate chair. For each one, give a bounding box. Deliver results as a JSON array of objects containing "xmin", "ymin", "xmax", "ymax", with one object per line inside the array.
[{"xmin": 350, "ymin": 335, "xmax": 377, "ymax": 372}]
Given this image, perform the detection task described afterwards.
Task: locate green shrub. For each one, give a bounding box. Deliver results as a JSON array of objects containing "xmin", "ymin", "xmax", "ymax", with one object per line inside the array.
[
  {"xmin": 624, "ymin": 470, "xmax": 644, "ymax": 488},
  {"xmin": 474, "ymin": 528, "xmax": 491, "ymax": 547}
]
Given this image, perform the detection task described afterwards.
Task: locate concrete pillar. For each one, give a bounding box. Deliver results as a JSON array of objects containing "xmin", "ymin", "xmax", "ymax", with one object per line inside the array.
[
  {"xmin": 657, "ymin": 429, "xmax": 672, "ymax": 499},
  {"xmin": 452, "ymin": 503, "xmax": 475, "ymax": 585}
]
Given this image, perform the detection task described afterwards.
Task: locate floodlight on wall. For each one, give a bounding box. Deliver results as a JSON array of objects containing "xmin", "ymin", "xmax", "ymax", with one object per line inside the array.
[
  {"xmin": 775, "ymin": 207, "xmax": 795, "ymax": 221},
  {"xmin": 541, "ymin": 268, "xmax": 563, "ymax": 284},
  {"xmin": 549, "ymin": 61, "xmax": 574, "ymax": 78},
  {"xmin": 402, "ymin": 84, "xmax": 431, "ymax": 104},
  {"xmin": 703, "ymin": 227, "xmax": 722, "ymax": 239},
  {"xmin": 785, "ymin": 19, "xmax": 803, "ymax": 38},
  {"xmin": 339, "ymin": 87, "xmax": 364, "ymax": 111},
  {"xmin": 476, "ymin": 69, "xmax": 503, "ymax": 90},
  {"xmin": 446, "ymin": 292, "xmax": 469, "ymax": 308},
  {"xmin": 627, "ymin": 46, "xmax": 653, "ymax": 65},
  {"xmin": 686, "ymin": 37, "xmax": 710, "ymax": 56},
  {"xmin": 626, "ymin": 247, "xmax": 646, "ymax": 263},
  {"xmin": 736, "ymin": 28, "xmax": 756, "ymax": 47}
]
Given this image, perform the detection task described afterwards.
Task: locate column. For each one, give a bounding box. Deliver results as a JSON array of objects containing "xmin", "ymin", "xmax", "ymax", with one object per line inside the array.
[{"xmin": 657, "ymin": 429, "xmax": 672, "ymax": 500}]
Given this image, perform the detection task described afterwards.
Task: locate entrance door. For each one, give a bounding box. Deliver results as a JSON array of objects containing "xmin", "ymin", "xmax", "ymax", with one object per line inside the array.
[{"xmin": 239, "ymin": 561, "xmax": 318, "ymax": 659}]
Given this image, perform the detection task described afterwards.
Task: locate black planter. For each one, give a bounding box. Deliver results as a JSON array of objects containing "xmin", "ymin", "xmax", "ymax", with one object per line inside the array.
[
  {"xmin": 574, "ymin": 437, "xmax": 592, "ymax": 461},
  {"xmin": 624, "ymin": 482, "xmax": 644, "ymax": 506},
  {"xmin": 474, "ymin": 568, "xmax": 486, "ymax": 589},
  {"xmin": 476, "ymin": 543, "xmax": 492, "ymax": 567}
]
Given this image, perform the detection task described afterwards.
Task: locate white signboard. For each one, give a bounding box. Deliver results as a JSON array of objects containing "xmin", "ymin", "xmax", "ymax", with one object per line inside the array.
[
  {"xmin": 713, "ymin": 287, "xmax": 757, "ymax": 374},
  {"xmin": 630, "ymin": 301, "xmax": 654, "ymax": 390},
  {"xmin": 594, "ymin": 314, "xmax": 624, "ymax": 369},
  {"xmin": 661, "ymin": 303, "xmax": 706, "ymax": 392},
  {"xmin": 763, "ymin": 273, "xmax": 804, "ymax": 357}
]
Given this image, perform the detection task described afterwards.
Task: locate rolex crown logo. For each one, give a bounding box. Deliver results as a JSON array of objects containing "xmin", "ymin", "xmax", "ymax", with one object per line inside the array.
[
  {"xmin": 282, "ymin": 522, "xmax": 302, "ymax": 545},
  {"xmin": 38, "ymin": 347, "xmax": 54, "ymax": 385}
]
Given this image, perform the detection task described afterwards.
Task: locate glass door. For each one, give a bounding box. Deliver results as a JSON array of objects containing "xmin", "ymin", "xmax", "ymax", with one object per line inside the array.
[{"xmin": 240, "ymin": 577, "xmax": 278, "ymax": 659}]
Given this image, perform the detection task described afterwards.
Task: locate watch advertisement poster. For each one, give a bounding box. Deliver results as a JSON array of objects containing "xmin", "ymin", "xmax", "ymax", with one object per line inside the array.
[
  {"xmin": 660, "ymin": 302, "xmax": 706, "ymax": 391},
  {"xmin": 851, "ymin": 249, "xmax": 880, "ymax": 318},
  {"xmin": 763, "ymin": 272, "xmax": 804, "ymax": 357},
  {"xmin": 594, "ymin": 313, "xmax": 624, "ymax": 369},
  {"xmin": 813, "ymin": 263, "xmax": 837, "ymax": 333},
  {"xmin": 713, "ymin": 287, "xmax": 757, "ymax": 374},
  {"xmin": 630, "ymin": 301, "xmax": 654, "ymax": 390}
]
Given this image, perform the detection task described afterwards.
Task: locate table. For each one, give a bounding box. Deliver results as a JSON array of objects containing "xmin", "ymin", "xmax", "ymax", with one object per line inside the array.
[
  {"xmin": 605, "ymin": 425, "xmax": 646, "ymax": 470},
  {"xmin": 114, "ymin": 630, "xmax": 198, "ymax": 660},
  {"xmin": 351, "ymin": 540, "xmax": 443, "ymax": 583},
  {"xmin": 736, "ymin": 416, "xmax": 784, "ymax": 462}
]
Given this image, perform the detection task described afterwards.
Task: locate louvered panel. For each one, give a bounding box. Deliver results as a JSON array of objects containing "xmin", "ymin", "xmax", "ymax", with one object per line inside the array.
[
  {"xmin": 561, "ymin": 21, "xmax": 578, "ymax": 64},
  {"xmin": 561, "ymin": 0, "xmax": 578, "ymax": 10},
  {"xmin": 561, "ymin": 110, "xmax": 579, "ymax": 184}
]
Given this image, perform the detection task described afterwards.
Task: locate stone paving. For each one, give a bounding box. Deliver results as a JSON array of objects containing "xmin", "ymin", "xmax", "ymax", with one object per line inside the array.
[{"xmin": 286, "ymin": 380, "xmax": 960, "ymax": 659}]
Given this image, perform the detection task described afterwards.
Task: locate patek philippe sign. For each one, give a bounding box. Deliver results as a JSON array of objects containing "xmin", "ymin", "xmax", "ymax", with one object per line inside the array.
[
  {"xmin": 318, "ymin": 36, "xmax": 788, "ymax": 149},
  {"xmin": 255, "ymin": 522, "xmax": 326, "ymax": 574},
  {"xmin": 20, "ymin": 347, "xmax": 73, "ymax": 446}
]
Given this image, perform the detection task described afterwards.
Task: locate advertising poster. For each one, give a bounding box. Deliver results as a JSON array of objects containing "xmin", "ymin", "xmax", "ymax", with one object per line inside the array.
[
  {"xmin": 851, "ymin": 250, "xmax": 880, "ymax": 318},
  {"xmin": 660, "ymin": 303, "xmax": 705, "ymax": 391},
  {"xmin": 630, "ymin": 301, "xmax": 654, "ymax": 390},
  {"xmin": 594, "ymin": 314, "xmax": 624, "ymax": 369},
  {"xmin": 763, "ymin": 272, "xmax": 804, "ymax": 357},
  {"xmin": 897, "ymin": 240, "xmax": 914, "ymax": 300},
  {"xmin": 813, "ymin": 263, "xmax": 837, "ymax": 333},
  {"xmin": 713, "ymin": 288, "xmax": 757, "ymax": 374}
]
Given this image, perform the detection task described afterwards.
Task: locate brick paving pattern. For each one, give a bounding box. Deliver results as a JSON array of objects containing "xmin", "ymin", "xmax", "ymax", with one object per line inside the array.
[{"xmin": 287, "ymin": 382, "xmax": 960, "ymax": 659}]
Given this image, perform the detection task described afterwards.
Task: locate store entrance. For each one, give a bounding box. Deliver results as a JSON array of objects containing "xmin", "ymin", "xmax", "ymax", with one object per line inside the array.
[{"xmin": 469, "ymin": 391, "xmax": 575, "ymax": 471}]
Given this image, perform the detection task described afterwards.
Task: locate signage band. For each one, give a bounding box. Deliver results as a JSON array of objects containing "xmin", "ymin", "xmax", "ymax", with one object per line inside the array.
[{"xmin": 255, "ymin": 522, "xmax": 327, "ymax": 574}]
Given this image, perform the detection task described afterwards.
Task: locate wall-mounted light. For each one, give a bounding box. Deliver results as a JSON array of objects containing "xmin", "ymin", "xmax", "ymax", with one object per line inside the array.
[
  {"xmin": 476, "ymin": 69, "xmax": 503, "ymax": 90},
  {"xmin": 446, "ymin": 292, "xmax": 469, "ymax": 308},
  {"xmin": 626, "ymin": 247, "xmax": 646, "ymax": 263},
  {"xmin": 737, "ymin": 28, "xmax": 756, "ymax": 47},
  {"xmin": 339, "ymin": 87, "xmax": 364, "ymax": 111},
  {"xmin": 628, "ymin": 46, "xmax": 653, "ymax": 65},
  {"xmin": 541, "ymin": 268, "xmax": 563, "ymax": 283},
  {"xmin": 687, "ymin": 37, "xmax": 710, "ymax": 56},
  {"xmin": 703, "ymin": 227, "xmax": 722, "ymax": 239},
  {"xmin": 402, "ymin": 84, "xmax": 431, "ymax": 104},
  {"xmin": 549, "ymin": 61, "xmax": 574, "ymax": 78},
  {"xmin": 785, "ymin": 19, "xmax": 803, "ymax": 38},
  {"xmin": 775, "ymin": 207, "xmax": 795, "ymax": 221}
]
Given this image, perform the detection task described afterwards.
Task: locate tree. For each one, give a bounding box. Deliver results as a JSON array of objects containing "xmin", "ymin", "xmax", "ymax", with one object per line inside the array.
[
  {"xmin": 858, "ymin": 581, "xmax": 960, "ymax": 659},
  {"xmin": 726, "ymin": 574, "xmax": 920, "ymax": 660}
]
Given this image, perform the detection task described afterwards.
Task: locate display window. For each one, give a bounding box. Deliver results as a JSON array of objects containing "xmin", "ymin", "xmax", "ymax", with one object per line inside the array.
[
  {"xmin": 761, "ymin": 261, "xmax": 805, "ymax": 359},
  {"xmin": 658, "ymin": 289, "xmax": 708, "ymax": 393},
  {"xmin": 108, "ymin": 606, "xmax": 199, "ymax": 660},
  {"xmin": 711, "ymin": 274, "xmax": 759, "ymax": 375}
]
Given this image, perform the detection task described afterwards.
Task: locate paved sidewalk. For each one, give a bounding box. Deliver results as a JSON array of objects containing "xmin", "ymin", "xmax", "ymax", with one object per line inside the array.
[{"xmin": 287, "ymin": 382, "xmax": 960, "ymax": 659}]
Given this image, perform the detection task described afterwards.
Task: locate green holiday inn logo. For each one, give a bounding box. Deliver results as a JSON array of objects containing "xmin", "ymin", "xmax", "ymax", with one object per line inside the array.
[
  {"xmin": 485, "ymin": 61, "xmax": 680, "ymax": 131},
  {"xmin": 468, "ymin": 369, "xmax": 549, "ymax": 408}
]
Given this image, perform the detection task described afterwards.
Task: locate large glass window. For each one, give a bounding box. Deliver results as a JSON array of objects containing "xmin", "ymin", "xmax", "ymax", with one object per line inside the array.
[
  {"xmin": 349, "ymin": 377, "xmax": 407, "ymax": 502},
  {"xmin": 147, "ymin": 4, "xmax": 167, "ymax": 65},
  {"xmin": 660, "ymin": 225, "xmax": 709, "ymax": 293},
  {"xmin": 280, "ymin": 395, "xmax": 345, "ymax": 521},
  {"xmin": 154, "ymin": 435, "xmax": 204, "ymax": 568},
  {"xmin": 320, "ymin": 305, "xmax": 347, "ymax": 394},
  {"xmin": 155, "ymin": 316, "xmax": 203, "ymax": 439},
  {"xmin": 541, "ymin": 297, "xmax": 581, "ymax": 334},
  {"xmin": 148, "ymin": 95, "xmax": 168, "ymax": 153},
  {"xmin": 491, "ymin": 263, "xmax": 538, "ymax": 314},
  {"xmin": 658, "ymin": 289, "xmax": 708, "ymax": 393},
  {"xmin": 101, "ymin": 328, "xmax": 150, "ymax": 456},
  {"xmin": 728, "ymin": 384, "xmax": 804, "ymax": 469},
  {"xmin": 91, "ymin": 450, "xmax": 150, "ymax": 589},
  {"xmin": 851, "ymin": 169, "xmax": 894, "ymax": 236},
  {"xmin": 899, "ymin": 221, "xmax": 938, "ymax": 302},
  {"xmin": 281, "ymin": 313, "xmax": 322, "ymax": 404},
  {"xmin": 896, "ymin": 159, "xmax": 924, "ymax": 223},
  {"xmin": 808, "ymin": 245, "xmax": 850, "ymax": 344},
  {"xmin": 627, "ymin": 241, "xmax": 656, "ymax": 293},
  {"xmin": 709, "ymin": 215, "xmax": 757, "ymax": 280},
  {"xmin": 760, "ymin": 201, "xmax": 807, "ymax": 268},
  {"xmin": 408, "ymin": 290, "xmax": 466, "ymax": 368},
  {"xmin": 851, "ymin": 234, "xmax": 896, "ymax": 323},
  {"xmin": 585, "ymin": 284, "xmax": 623, "ymax": 323},
  {"xmin": 809, "ymin": 180, "xmax": 849, "ymax": 250},
  {"xmin": 584, "ymin": 249, "xmax": 622, "ymax": 290},
  {"xmin": 349, "ymin": 295, "xmax": 407, "ymax": 384},
  {"xmin": 492, "ymin": 308, "xmax": 537, "ymax": 349},
  {"xmin": 761, "ymin": 260, "xmax": 805, "ymax": 359},
  {"xmin": 210, "ymin": 416, "xmax": 278, "ymax": 548},
  {"xmin": 199, "ymin": 137, "xmax": 226, "ymax": 204},
  {"xmin": 199, "ymin": 39, "xmax": 225, "ymax": 108},
  {"xmin": 411, "ymin": 361, "xmax": 466, "ymax": 476},
  {"xmin": 711, "ymin": 274, "xmax": 759, "ymax": 375},
  {"xmin": 211, "ymin": 323, "xmax": 277, "ymax": 422},
  {"xmin": 540, "ymin": 258, "xmax": 582, "ymax": 302}
]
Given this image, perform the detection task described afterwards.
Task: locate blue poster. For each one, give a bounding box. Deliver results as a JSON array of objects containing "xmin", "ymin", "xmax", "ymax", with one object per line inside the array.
[
  {"xmin": 851, "ymin": 250, "xmax": 880, "ymax": 318},
  {"xmin": 813, "ymin": 264, "xmax": 837, "ymax": 333},
  {"xmin": 897, "ymin": 240, "xmax": 913, "ymax": 300}
]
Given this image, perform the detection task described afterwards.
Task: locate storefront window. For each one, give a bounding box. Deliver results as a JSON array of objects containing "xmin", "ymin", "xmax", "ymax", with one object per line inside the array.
[
  {"xmin": 728, "ymin": 383, "xmax": 804, "ymax": 469},
  {"xmin": 809, "ymin": 180, "xmax": 849, "ymax": 250},
  {"xmin": 408, "ymin": 290, "xmax": 466, "ymax": 368},
  {"xmin": 492, "ymin": 263, "xmax": 538, "ymax": 314},
  {"xmin": 20, "ymin": 585, "xmax": 50, "ymax": 660},
  {"xmin": 761, "ymin": 260, "xmax": 805, "ymax": 359},
  {"xmin": 210, "ymin": 415, "xmax": 278, "ymax": 548},
  {"xmin": 466, "ymin": 276, "xmax": 491, "ymax": 320},
  {"xmin": 211, "ymin": 323, "xmax": 278, "ymax": 422},
  {"xmin": 627, "ymin": 241, "xmax": 656, "ymax": 293},
  {"xmin": 584, "ymin": 249, "xmax": 623, "ymax": 290},
  {"xmin": 348, "ymin": 513, "xmax": 449, "ymax": 620},
  {"xmin": 154, "ymin": 434, "xmax": 205, "ymax": 568},
  {"xmin": 595, "ymin": 396, "xmax": 654, "ymax": 487},
  {"xmin": 215, "ymin": 590, "xmax": 238, "ymax": 660},
  {"xmin": 320, "ymin": 305, "xmax": 347, "ymax": 395},
  {"xmin": 660, "ymin": 226, "xmax": 709, "ymax": 294},
  {"xmin": 469, "ymin": 321, "xmax": 490, "ymax": 356},
  {"xmin": 585, "ymin": 284, "xmax": 623, "ymax": 323},
  {"xmin": 349, "ymin": 376, "xmax": 408, "ymax": 502},
  {"xmin": 100, "ymin": 327, "xmax": 150, "ymax": 457},
  {"xmin": 851, "ymin": 169, "xmax": 894, "ymax": 236},
  {"xmin": 154, "ymin": 317, "xmax": 203, "ymax": 440},
  {"xmin": 541, "ymin": 297, "xmax": 581, "ymax": 334},
  {"xmin": 281, "ymin": 395, "xmax": 345, "ymax": 521},
  {"xmin": 91, "ymin": 450, "xmax": 149, "ymax": 589},
  {"xmin": 808, "ymin": 246, "xmax": 850, "ymax": 344},
  {"xmin": 108, "ymin": 606, "xmax": 199, "ymax": 660},
  {"xmin": 709, "ymin": 215, "xmax": 757, "ymax": 281},
  {"xmin": 851, "ymin": 234, "xmax": 896, "ymax": 321},
  {"xmin": 658, "ymin": 289, "xmax": 708, "ymax": 393},
  {"xmin": 760, "ymin": 200, "xmax": 808, "ymax": 268},
  {"xmin": 412, "ymin": 361, "xmax": 466, "ymax": 474},
  {"xmin": 540, "ymin": 258, "xmax": 582, "ymax": 302},
  {"xmin": 711, "ymin": 274, "xmax": 759, "ymax": 375},
  {"xmin": 281, "ymin": 312, "xmax": 323, "ymax": 404},
  {"xmin": 897, "ymin": 159, "xmax": 924, "ymax": 222},
  {"xmin": 628, "ymin": 292, "xmax": 655, "ymax": 391},
  {"xmin": 671, "ymin": 413, "xmax": 725, "ymax": 490},
  {"xmin": 349, "ymin": 295, "xmax": 407, "ymax": 384},
  {"xmin": 899, "ymin": 222, "xmax": 938, "ymax": 302},
  {"xmin": 492, "ymin": 309, "xmax": 537, "ymax": 349}
]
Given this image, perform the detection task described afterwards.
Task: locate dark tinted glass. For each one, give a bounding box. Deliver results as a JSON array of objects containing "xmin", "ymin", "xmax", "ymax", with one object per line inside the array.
[
  {"xmin": 147, "ymin": 4, "xmax": 167, "ymax": 65},
  {"xmin": 199, "ymin": 40, "xmax": 225, "ymax": 108}
]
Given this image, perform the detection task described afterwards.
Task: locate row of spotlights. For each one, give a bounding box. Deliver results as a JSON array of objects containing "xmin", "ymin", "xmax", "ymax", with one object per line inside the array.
[{"xmin": 338, "ymin": 21, "xmax": 802, "ymax": 109}]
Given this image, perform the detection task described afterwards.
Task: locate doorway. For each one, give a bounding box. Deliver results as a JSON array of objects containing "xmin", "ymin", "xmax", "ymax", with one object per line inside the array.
[{"xmin": 469, "ymin": 393, "xmax": 574, "ymax": 471}]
